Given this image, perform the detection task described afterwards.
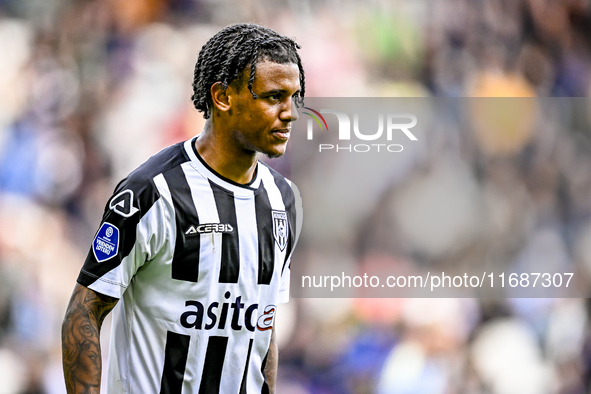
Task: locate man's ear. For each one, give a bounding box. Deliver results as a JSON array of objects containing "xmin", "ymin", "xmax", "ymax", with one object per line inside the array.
[{"xmin": 210, "ymin": 82, "xmax": 232, "ymax": 112}]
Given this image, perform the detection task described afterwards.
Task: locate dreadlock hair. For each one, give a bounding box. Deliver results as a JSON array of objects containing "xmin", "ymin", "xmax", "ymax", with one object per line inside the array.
[{"xmin": 191, "ymin": 23, "xmax": 305, "ymax": 119}]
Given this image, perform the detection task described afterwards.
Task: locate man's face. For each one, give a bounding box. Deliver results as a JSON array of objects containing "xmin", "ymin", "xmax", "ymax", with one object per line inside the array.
[{"xmin": 228, "ymin": 60, "xmax": 301, "ymax": 158}]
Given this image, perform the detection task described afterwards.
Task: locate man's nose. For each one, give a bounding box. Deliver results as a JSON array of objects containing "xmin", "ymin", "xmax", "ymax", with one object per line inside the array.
[{"xmin": 280, "ymin": 97, "xmax": 299, "ymax": 122}]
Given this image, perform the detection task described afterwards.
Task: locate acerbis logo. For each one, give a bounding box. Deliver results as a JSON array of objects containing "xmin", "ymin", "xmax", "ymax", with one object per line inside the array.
[
  {"xmin": 109, "ymin": 189, "xmax": 139, "ymax": 217},
  {"xmin": 179, "ymin": 291, "xmax": 276, "ymax": 332},
  {"xmin": 303, "ymin": 107, "xmax": 418, "ymax": 153},
  {"xmin": 185, "ymin": 223, "xmax": 234, "ymax": 235}
]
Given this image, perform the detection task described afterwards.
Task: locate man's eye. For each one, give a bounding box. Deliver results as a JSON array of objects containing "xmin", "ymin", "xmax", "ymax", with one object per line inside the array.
[{"xmin": 270, "ymin": 94, "xmax": 281, "ymax": 100}]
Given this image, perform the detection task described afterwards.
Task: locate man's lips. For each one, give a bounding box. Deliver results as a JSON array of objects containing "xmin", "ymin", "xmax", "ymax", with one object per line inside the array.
[{"xmin": 272, "ymin": 128, "xmax": 291, "ymax": 140}]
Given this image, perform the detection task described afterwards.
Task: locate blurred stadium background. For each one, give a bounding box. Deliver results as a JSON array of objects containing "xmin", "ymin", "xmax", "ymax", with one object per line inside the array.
[{"xmin": 1, "ymin": 0, "xmax": 591, "ymax": 393}]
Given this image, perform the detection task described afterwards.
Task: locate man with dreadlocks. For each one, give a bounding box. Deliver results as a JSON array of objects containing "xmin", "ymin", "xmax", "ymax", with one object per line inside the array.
[{"xmin": 62, "ymin": 23, "xmax": 304, "ymax": 394}]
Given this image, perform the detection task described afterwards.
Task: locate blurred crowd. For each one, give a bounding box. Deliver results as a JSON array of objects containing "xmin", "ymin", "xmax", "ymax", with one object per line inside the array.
[
  {"xmin": 1, "ymin": 0, "xmax": 591, "ymax": 393},
  {"xmin": 289, "ymin": 96, "xmax": 591, "ymax": 393}
]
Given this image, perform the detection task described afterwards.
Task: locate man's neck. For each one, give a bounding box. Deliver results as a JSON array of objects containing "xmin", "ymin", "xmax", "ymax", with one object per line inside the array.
[{"xmin": 194, "ymin": 124, "xmax": 258, "ymax": 185}]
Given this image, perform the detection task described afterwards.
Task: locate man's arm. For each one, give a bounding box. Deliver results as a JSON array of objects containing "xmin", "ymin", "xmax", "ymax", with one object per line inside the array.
[
  {"xmin": 264, "ymin": 327, "xmax": 279, "ymax": 394},
  {"xmin": 62, "ymin": 283, "xmax": 118, "ymax": 394}
]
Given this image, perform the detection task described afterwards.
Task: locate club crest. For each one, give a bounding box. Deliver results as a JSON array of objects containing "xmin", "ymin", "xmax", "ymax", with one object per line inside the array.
[{"xmin": 272, "ymin": 210, "xmax": 288, "ymax": 251}]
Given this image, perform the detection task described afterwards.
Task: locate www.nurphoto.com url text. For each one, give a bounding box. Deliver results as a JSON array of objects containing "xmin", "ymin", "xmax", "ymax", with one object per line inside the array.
[{"xmin": 301, "ymin": 272, "xmax": 574, "ymax": 292}]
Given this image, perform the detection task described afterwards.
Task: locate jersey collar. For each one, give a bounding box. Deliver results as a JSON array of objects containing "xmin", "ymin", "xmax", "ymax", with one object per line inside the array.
[{"xmin": 184, "ymin": 138, "xmax": 262, "ymax": 195}]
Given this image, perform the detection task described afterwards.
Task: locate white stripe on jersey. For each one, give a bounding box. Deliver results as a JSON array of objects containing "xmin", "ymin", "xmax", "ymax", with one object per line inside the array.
[
  {"xmin": 259, "ymin": 164, "xmax": 287, "ymax": 212},
  {"xmin": 180, "ymin": 161, "xmax": 223, "ymax": 290},
  {"xmin": 235, "ymin": 190, "xmax": 258, "ymax": 285}
]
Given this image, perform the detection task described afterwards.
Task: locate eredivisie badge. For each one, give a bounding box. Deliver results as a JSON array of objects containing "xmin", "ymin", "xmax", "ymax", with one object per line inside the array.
[
  {"xmin": 92, "ymin": 222, "xmax": 120, "ymax": 262},
  {"xmin": 272, "ymin": 210, "xmax": 288, "ymax": 251}
]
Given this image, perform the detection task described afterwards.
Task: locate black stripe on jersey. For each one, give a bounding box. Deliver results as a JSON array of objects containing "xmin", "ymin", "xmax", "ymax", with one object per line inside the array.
[
  {"xmin": 260, "ymin": 350, "xmax": 270, "ymax": 394},
  {"xmin": 198, "ymin": 336, "xmax": 228, "ymax": 394},
  {"xmin": 239, "ymin": 339, "xmax": 254, "ymax": 394},
  {"xmin": 159, "ymin": 331, "xmax": 190, "ymax": 394},
  {"xmin": 270, "ymin": 170, "xmax": 296, "ymax": 272},
  {"xmin": 79, "ymin": 142, "xmax": 190, "ymax": 288},
  {"xmin": 210, "ymin": 181, "xmax": 240, "ymax": 283},
  {"xmin": 255, "ymin": 186, "xmax": 275, "ymax": 285},
  {"xmin": 164, "ymin": 166, "xmax": 201, "ymax": 282}
]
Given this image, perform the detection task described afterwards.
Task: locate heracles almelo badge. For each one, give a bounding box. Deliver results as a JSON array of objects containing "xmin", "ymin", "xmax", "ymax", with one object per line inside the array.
[{"xmin": 272, "ymin": 210, "xmax": 288, "ymax": 251}]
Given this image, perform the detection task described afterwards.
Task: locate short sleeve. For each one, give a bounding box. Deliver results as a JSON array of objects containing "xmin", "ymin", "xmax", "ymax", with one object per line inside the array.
[{"xmin": 77, "ymin": 176, "xmax": 167, "ymax": 299}]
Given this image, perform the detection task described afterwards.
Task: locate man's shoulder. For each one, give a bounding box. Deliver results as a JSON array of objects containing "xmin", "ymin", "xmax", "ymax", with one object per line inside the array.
[
  {"xmin": 111, "ymin": 140, "xmax": 191, "ymax": 214},
  {"xmin": 258, "ymin": 161, "xmax": 302, "ymax": 207},
  {"xmin": 127, "ymin": 140, "xmax": 190, "ymax": 184},
  {"xmin": 258, "ymin": 160, "xmax": 296, "ymax": 188}
]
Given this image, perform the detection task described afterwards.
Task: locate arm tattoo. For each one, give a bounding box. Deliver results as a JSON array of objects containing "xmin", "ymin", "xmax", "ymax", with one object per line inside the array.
[
  {"xmin": 264, "ymin": 327, "xmax": 279, "ymax": 394},
  {"xmin": 62, "ymin": 283, "xmax": 118, "ymax": 394}
]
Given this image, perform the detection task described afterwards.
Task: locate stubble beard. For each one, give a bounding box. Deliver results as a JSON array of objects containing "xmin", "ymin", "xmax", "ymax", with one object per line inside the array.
[
  {"xmin": 232, "ymin": 130, "xmax": 287, "ymax": 159},
  {"xmin": 264, "ymin": 150, "xmax": 285, "ymax": 159}
]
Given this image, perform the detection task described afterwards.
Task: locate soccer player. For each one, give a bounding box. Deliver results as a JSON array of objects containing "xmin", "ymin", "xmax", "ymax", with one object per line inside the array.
[{"xmin": 61, "ymin": 23, "xmax": 304, "ymax": 394}]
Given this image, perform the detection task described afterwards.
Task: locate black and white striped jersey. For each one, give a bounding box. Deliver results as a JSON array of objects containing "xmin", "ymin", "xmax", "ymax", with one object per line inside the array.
[{"xmin": 77, "ymin": 137, "xmax": 303, "ymax": 394}]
